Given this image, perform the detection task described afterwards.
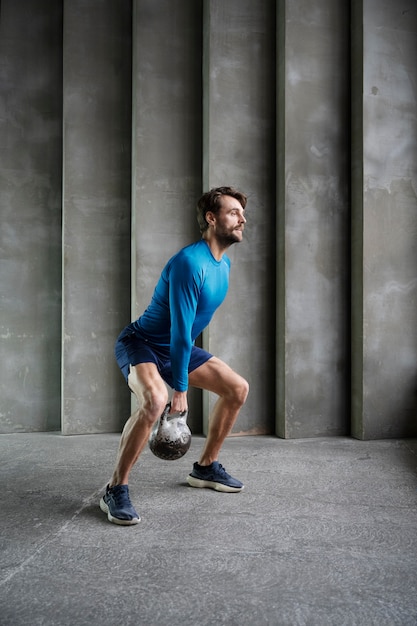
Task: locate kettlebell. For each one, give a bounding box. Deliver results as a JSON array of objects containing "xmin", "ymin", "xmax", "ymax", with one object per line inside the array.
[{"xmin": 148, "ymin": 403, "xmax": 192, "ymax": 460}]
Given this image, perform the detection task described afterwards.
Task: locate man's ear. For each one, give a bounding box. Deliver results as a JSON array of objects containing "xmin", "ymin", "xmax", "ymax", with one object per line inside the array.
[{"xmin": 205, "ymin": 211, "xmax": 216, "ymax": 227}]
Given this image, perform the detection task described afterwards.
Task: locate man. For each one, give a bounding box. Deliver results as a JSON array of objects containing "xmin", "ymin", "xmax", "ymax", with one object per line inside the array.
[{"xmin": 100, "ymin": 186, "xmax": 249, "ymax": 525}]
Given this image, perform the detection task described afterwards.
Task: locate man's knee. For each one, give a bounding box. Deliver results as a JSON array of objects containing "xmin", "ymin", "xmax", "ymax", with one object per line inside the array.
[
  {"xmin": 231, "ymin": 375, "xmax": 249, "ymax": 406},
  {"xmin": 127, "ymin": 364, "xmax": 168, "ymax": 421},
  {"xmin": 142, "ymin": 388, "xmax": 168, "ymax": 416}
]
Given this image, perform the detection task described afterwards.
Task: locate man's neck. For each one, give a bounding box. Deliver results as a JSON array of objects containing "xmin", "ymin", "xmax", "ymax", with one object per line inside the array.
[{"xmin": 202, "ymin": 234, "xmax": 228, "ymax": 261}]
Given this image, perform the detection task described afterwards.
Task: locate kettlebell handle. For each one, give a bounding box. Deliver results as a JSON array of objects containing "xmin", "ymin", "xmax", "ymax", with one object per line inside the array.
[{"xmin": 163, "ymin": 403, "xmax": 188, "ymax": 419}]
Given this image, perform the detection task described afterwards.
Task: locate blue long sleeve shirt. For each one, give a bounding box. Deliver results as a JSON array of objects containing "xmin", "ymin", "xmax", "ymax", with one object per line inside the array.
[{"xmin": 133, "ymin": 239, "xmax": 230, "ymax": 391}]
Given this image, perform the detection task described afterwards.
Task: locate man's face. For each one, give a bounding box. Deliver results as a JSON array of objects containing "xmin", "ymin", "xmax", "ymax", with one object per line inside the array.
[{"xmin": 210, "ymin": 195, "xmax": 246, "ymax": 246}]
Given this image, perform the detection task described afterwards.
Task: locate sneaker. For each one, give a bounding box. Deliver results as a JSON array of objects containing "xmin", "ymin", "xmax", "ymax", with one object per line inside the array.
[
  {"xmin": 99, "ymin": 484, "xmax": 140, "ymax": 525},
  {"xmin": 187, "ymin": 461, "xmax": 244, "ymax": 493}
]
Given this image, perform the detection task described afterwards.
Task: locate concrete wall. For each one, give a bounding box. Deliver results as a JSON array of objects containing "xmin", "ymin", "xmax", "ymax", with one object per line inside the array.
[
  {"xmin": 203, "ymin": 0, "xmax": 277, "ymax": 434},
  {"xmin": 277, "ymin": 0, "xmax": 351, "ymax": 437},
  {"xmin": 351, "ymin": 0, "xmax": 417, "ymax": 438},
  {"xmin": 62, "ymin": 0, "xmax": 132, "ymax": 434},
  {"xmin": 0, "ymin": 0, "xmax": 63, "ymax": 432},
  {"xmin": 1, "ymin": 0, "xmax": 416, "ymax": 439}
]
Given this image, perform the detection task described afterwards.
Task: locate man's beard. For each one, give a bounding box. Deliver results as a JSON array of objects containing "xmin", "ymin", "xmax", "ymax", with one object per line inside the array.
[{"xmin": 215, "ymin": 229, "xmax": 242, "ymax": 248}]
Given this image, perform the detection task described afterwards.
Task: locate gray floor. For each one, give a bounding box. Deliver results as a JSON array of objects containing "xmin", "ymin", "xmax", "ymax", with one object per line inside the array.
[{"xmin": 1, "ymin": 432, "xmax": 417, "ymax": 626}]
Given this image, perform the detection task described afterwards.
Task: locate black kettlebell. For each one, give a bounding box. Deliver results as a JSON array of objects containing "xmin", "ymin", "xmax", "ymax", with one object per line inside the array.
[{"xmin": 148, "ymin": 403, "xmax": 192, "ymax": 460}]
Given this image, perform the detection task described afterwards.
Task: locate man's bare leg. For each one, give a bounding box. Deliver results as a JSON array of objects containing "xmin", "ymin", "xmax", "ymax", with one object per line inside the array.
[
  {"xmin": 110, "ymin": 363, "xmax": 168, "ymax": 486},
  {"xmin": 100, "ymin": 363, "xmax": 168, "ymax": 525},
  {"xmin": 188, "ymin": 356, "xmax": 249, "ymax": 465}
]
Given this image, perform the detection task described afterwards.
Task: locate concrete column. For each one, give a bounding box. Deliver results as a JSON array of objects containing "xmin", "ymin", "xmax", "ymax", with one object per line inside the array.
[
  {"xmin": 132, "ymin": 0, "xmax": 204, "ymax": 432},
  {"xmin": 62, "ymin": 0, "xmax": 132, "ymax": 434},
  {"xmin": 276, "ymin": 0, "xmax": 351, "ymax": 437},
  {"xmin": 351, "ymin": 0, "xmax": 417, "ymax": 439},
  {"xmin": 203, "ymin": 0, "xmax": 277, "ymax": 434},
  {"xmin": 0, "ymin": 0, "xmax": 62, "ymax": 432}
]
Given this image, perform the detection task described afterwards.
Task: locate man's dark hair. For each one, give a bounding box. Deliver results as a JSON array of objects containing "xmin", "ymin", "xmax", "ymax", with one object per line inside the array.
[{"xmin": 196, "ymin": 186, "xmax": 247, "ymax": 234}]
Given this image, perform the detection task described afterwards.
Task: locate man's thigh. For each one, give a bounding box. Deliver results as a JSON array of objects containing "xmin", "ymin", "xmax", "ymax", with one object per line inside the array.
[
  {"xmin": 188, "ymin": 356, "xmax": 245, "ymax": 396},
  {"xmin": 127, "ymin": 362, "xmax": 168, "ymax": 401}
]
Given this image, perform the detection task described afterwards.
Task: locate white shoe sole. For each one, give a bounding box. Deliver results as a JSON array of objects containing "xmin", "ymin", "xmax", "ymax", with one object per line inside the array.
[
  {"xmin": 99, "ymin": 497, "xmax": 141, "ymax": 525},
  {"xmin": 186, "ymin": 475, "xmax": 244, "ymax": 493}
]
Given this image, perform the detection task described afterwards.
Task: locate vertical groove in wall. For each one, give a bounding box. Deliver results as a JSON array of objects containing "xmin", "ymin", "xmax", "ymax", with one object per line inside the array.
[
  {"xmin": 131, "ymin": 0, "xmax": 138, "ymax": 326},
  {"xmin": 350, "ymin": 0, "xmax": 365, "ymax": 439},
  {"xmin": 202, "ymin": 0, "xmax": 211, "ymax": 193},
  {"xmin": 276, "ymin": 0, "xmax": 286, "ymax": 438},
  {"xmin": 201, "ymin": 0, "xmax": 211, "ymax": 433}
]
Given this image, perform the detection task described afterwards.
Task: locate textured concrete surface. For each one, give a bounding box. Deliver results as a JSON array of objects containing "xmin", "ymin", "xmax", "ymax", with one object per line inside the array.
[
  {"xmin": 351, "ymin": 0, "xmax": 417, "ymax": 439},
  {"xmin": 1, "ymin": 433, "xmax": 416, "ymax": 625},
  {"xmin": 203, "ymin": 0, "xmax": 276, "ymax": 435},
  {"xmin": 0, "ymin": 0, "xmax": 63, "ymax": 432},
  {"xmin": 62, "ymin": 0, "xmax": 132, "ymax": 434},
  {"xmin": 277, "ymin": 0, "xmax": 350, "ymax": 438}
]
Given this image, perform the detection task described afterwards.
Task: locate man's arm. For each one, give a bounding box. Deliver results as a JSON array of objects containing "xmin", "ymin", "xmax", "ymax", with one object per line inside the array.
[
  {"xmin": 168, "ymin": 254, "xmax": 202, "ymax": 410},
  {"xmin": 170, "ymin": 390, "xmax": 188, "ymax": 414}
]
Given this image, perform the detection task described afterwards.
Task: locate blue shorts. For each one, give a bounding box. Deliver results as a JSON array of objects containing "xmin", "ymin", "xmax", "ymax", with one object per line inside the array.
[{"xmin": 114, "ymin": 324, "xmax": 213, "ymax": 389}]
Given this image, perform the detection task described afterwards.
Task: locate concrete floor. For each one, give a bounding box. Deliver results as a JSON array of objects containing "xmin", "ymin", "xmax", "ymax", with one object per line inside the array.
[{"xmin": 1, "ymin": 432, "xmax": 417, "ymax": 626}]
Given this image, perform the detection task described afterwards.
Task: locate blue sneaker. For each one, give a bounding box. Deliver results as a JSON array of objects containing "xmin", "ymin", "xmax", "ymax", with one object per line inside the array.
[
  {"xmin": 100, "ymin": 484, "xmax": 140, "ymax": 525},
  {"xmin": 187, "ymin": 461, "xmax": 244, "ymax": 493}
]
